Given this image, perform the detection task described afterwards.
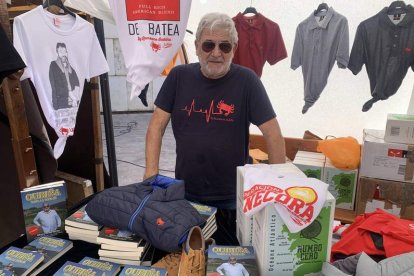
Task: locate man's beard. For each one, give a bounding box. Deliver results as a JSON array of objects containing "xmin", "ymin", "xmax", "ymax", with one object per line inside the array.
[{"xmin": 199, "ymin": 57, "xmax": 231, "ymax": 79}]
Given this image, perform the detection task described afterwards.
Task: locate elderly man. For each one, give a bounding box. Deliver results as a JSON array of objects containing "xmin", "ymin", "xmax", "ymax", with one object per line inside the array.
[
  {"xmin": 217, "ymin": 256, "xmax": 249, "ymax": 276},
  {"xmin": 33, "ymin": 202, "xmax": 61, "ymax": 233},
  {"xmin": 145, "ymin": 12, "xmax": 285, "ymax": 246}
]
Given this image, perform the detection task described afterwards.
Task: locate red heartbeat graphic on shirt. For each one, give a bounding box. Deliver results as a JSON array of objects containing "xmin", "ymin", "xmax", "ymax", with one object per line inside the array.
[
  {"xmin": 404, "ymin": 47, "xmax": 412, "ymax": 53},
  {"xmin": 182, "ymin": 99, "xmax": 235, "ymax": 123}
]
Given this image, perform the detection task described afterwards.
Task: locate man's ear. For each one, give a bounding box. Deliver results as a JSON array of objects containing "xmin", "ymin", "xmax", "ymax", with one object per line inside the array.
[
  {"xmin": 194, "ymin": 40, "xmax": 200, "ymax": 55},
  {"xmin": 233, "ymin": 43, "xmax": 238, "ymax": 53}
]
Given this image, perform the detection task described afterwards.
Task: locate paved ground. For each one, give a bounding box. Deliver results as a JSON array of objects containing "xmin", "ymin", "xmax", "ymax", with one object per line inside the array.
[{"xmin": 102, "ymin": 113, "xmax": 175, "ymax": 186}]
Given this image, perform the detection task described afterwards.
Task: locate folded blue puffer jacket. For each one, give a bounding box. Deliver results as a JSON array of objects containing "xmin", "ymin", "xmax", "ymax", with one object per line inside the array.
[{"xmin": 85, "ymin": 175, "xmax": 205, "ymax": 252}]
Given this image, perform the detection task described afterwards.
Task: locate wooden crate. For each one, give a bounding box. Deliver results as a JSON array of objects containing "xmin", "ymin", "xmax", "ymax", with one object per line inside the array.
[
  {"xmin": 356, "ymin": 176, "xmax": 414, "ymax": 220},
  {"xmin": 55, "ymin": 171, "xmax": 94, "ymax": 207}
]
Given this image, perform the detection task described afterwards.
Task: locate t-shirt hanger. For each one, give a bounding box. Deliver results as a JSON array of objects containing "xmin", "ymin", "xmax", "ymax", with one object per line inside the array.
[{"xmin": 42, "ymin": 0, "xmax": 76, "ymax": 17}]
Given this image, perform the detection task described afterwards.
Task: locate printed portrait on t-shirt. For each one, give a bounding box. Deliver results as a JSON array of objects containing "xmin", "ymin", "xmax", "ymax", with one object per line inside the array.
[{"xmin": 49, "ymin": 42, "xmax": 80, "ymax": 110}]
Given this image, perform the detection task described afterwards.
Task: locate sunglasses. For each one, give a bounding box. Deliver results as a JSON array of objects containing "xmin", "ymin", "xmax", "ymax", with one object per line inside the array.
[{"xmin": 201, "ymin": 41, "xmax": 233, "ymax": 54}]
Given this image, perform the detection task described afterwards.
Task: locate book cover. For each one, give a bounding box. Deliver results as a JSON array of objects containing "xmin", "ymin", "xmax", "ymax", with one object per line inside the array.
[
  {"xmin": 206, "ymin": 245, "xmax": 258, "ymax": 276},
  {"xmin": 96, "ymin": 227, "xmax": 142, "ymax": 248},
  {"xmin": 0, "ymin": 246, "xmax": 44, "ymax": 276},
  {"xmin": 53, "ymin": 260, "xmax": 103, "ymax": 276},
  {"xmin": 189, "ymin": 201, "xmax": 217, "ymax": 225},
  {"xmin": 20, "ymin": 181, "xmax": 67, "ymax": 242},
  {"xmin": 23, "ymin": 236, "xmax": 73, "ymax": 276},
  {"xmin": 79, "ymin": 257, "xmax": 121, "ymax": 276},
  {"xmin": 119, "ymin": 265, "xmax": 167, "ymax": 276},
  {"xmin": 0, "ymin": 269, "xmax": 12, "ymax": 276},
  {"xmin": 64, "ymin": 204, "xmax": 101, "ymax": 231}
]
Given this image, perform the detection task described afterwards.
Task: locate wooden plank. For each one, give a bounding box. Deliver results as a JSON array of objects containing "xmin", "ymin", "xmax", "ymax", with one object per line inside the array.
[
  {"xmin": 90, "ymin": 77, "xmax": 104, "ymax": 192},
  {"xmin": 2, "ymin": 74, "xmax": 39, "ymax": 189},
  {"xmin": 0, "ymin": 0, "xmax": 11, "ymax": 39},
  {"xmin": 55, "ymin": 170, "xmax": 94, "ymax": 207},
  {"xmin": 249, "ymin": 134, "xmax": 319, "ymax": 161},
  {"xmin": 334, "ymin": 209, "xmax": 356, "ymax": 224}
]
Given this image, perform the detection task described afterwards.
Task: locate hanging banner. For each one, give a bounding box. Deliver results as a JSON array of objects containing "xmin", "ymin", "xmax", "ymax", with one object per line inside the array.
[
  {"xmin": 243, "ymin": 166, "xmax": 329, "ymax": 233},
  {"xmin": 65, "ymin": 0, "xmax": 115, "ymax": 24},
  {"xmin": 108, "ymin": 0, "xmax": 192, "ymax": 99}
]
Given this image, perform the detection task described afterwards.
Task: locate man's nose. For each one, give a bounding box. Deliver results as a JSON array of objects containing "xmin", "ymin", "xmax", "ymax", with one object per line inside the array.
[{"xmin": 210, "ymin": 44, "xmax": 222, "ymax": 57}]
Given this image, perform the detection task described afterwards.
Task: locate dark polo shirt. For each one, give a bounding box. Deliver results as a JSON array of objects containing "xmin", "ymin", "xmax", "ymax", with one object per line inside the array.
[
  {"xmin": 232, "ymin": 13, "xmax": 287, "ymax": 77},
  {"xmin": 348, "ymin": 5, "xmax": 414, "ymax": 101}
]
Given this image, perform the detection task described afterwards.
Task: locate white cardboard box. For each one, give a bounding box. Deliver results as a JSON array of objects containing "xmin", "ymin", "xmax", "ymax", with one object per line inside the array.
[
  {"xmin": 361, "ymin": 129, "xmax": 414, "ymax": 183},
  {"xmin": 295, "ymin": 151, "xmax": 326, "ymax": 161},
  {"xmin": 385, "ymin": 114, "xmax": 414, "ymax": 144},
  {"xmin": 253, "ymin": 192, "xmax": 335, "ymax": 276},
  {"xmin": 236, "ymin": 163, "xmax": 306, "ymax": 246},
  {"xmin": 292, "ymin": 157, "xmax": 324, "ymax": 180},
  {"xmin": 323, "ymin": 159, "xmax": 358, "ymax": 210}
]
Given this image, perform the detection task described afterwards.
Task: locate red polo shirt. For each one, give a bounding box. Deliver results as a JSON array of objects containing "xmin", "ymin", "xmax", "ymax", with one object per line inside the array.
[{"xmin": 232, "ymin": 13, "xmax": 287, "ymax": 77}]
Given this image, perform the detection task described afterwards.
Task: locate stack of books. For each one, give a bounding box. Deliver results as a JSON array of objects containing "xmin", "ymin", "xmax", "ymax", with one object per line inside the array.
[
  {"xmin": 23, "ymin": 236, "xmax": 73, "ymax": 275},
  {"xmin": 189, "ymin": 201, "xmax": 217, "ymax": 239},
  {"xmin": 64, "ymin": 204, "xmax": 102, "ymax": 244},
  {"xmin": 96, "ymin": 227, "xmax": 149, "ymax": 266}
]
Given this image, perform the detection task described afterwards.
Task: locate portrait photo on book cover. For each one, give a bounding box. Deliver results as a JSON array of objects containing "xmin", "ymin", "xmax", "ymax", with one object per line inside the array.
[
  {"xmin": 33, "ymin": 202, "xmax": 62, "ymax": 234},
  {"xmin": 49, "ymin": 42, "xmax": 80, "ymax": 110},
  {"xmin": 207, "ymin": 246, "xmax": 257, "ymax": 276}
]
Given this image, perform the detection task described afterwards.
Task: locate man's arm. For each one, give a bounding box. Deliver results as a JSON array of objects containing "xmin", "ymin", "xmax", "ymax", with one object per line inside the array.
[
  {"xmin": 258, "ymin": 118, "xmax": 286, "ymax": 164},
  {"xmin": 241, "ymin": 264, "xmax": 249, "ymax": 276},
  {"xmin": 33, "ymin": 212, "xmax": 41, "ymax": 226},
  {"xmin": 144, "ymin": 107, "xmax": 171, "ymax": 180},
  {"xmin": 216, "ymin": 263, "xmax": 225, "ymax": 275},
  {"xmin": 54, "ymin": 210, "xmax": 61, "ymax": 227}
]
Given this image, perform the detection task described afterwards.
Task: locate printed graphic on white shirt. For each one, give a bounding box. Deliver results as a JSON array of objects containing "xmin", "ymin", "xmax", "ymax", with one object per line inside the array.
[
  {"xmin": 243, "ymin": 166, "xmax": 328, "ymax": 233},
  {"xmin": 108, "ymin": 0, "xmax": 191, "ymax": 99}
]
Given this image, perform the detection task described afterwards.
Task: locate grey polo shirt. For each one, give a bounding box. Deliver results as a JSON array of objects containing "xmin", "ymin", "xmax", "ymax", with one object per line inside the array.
[
  {"xmin": 291, "ymin": 8, "xmax": 349, "ymax": 108},
  {"xmin": 348, "ymin": 5, "xmax": 414, "ymax": 101}
]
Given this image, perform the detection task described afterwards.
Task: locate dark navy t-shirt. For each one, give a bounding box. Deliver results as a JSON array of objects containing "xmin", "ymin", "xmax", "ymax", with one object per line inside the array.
[{"xmin": 155, "ymin": 63, "xmax": 276, "ymax": 202}]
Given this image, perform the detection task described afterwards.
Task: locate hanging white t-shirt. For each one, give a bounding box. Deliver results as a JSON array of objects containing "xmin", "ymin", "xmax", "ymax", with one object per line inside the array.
[
  {"xmin": 108, "ymin": 0, "xmax": 191, "ymax": 98},
  {"xmin": 13, "ymin": 6, "xmax": 109, "ymax": 158}
]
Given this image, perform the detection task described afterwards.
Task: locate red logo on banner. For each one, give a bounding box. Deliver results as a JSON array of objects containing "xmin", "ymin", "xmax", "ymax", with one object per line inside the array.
[
  {"xmin": 388, "ymin": 148, "xmax": 403, "ymax": 157},
  {"xmin": 126, "ymin": 0, "xmax": 180, "ymax": 21}
]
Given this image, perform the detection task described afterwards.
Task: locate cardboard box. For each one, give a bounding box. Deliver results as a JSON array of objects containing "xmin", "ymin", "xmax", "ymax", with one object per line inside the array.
[
  {"xmin": 360, "ymin": 129, "xmax": 414, "ymax": 182},
  {"xmin": 323, "ymin": 159, "xmax": 357, "ymax": 210},
  {"xmin": 292, "ymin": 158, "xmax": 324, "ymax": 180},
  {"xmin": 294, "ymin": 152, "xmax": 357, "ymax": 210},
  {"xmin": 385, "ymin": 114, "xmax": 414, "ymax": 144},
  {"xmin": 55, "ymin": 171, "xmax": 94, "ymax": 207},
  {"xmin": 356, "ymin": 176, "xmax": 414, "ymax": 220},
  {"xmin": 295, "ymin": 151, "xmax": 326, "ymax": 161},
  {"xmin": 253, "ymin": 192, "xmax": 335, "ymax": 276},
  {"xmin": 236, "ymin": 163, "xmax": 306, "ymax": 246}
]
